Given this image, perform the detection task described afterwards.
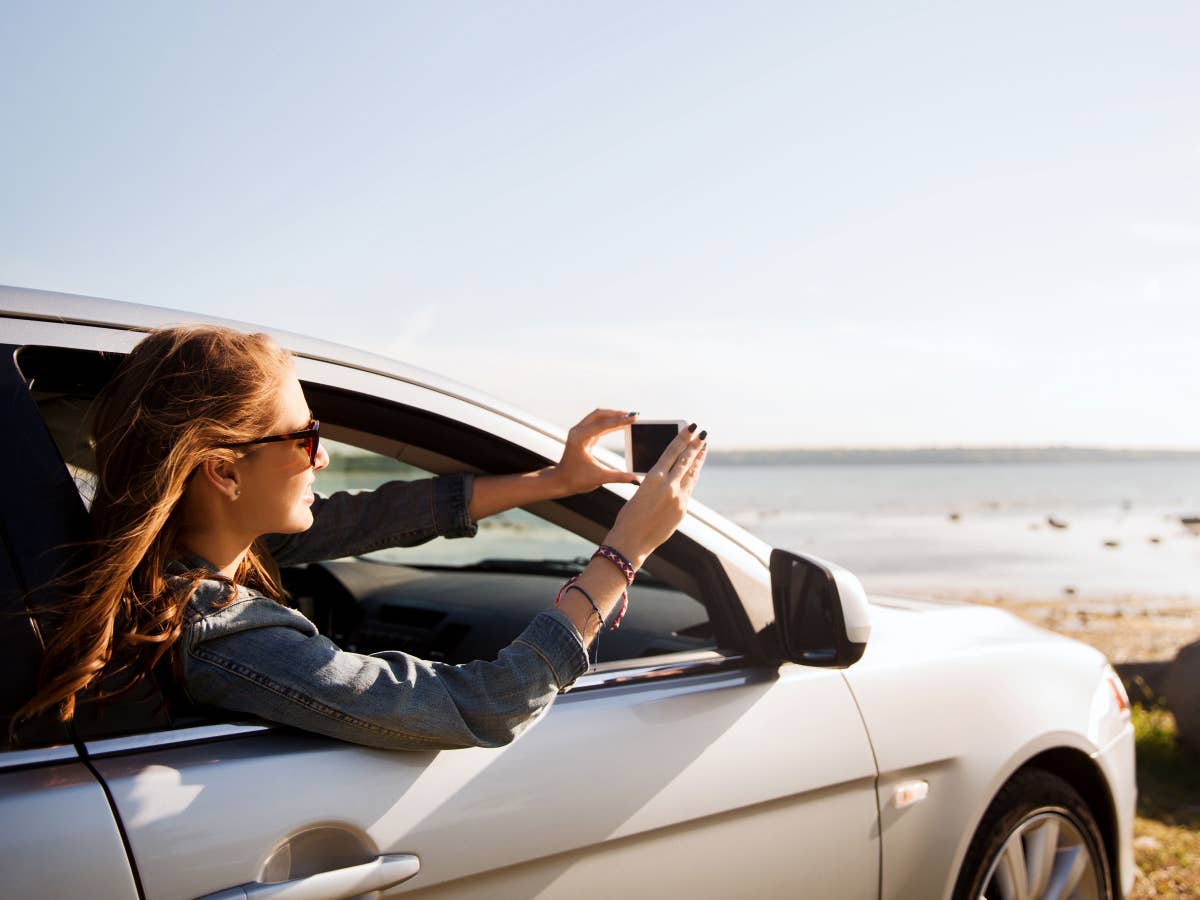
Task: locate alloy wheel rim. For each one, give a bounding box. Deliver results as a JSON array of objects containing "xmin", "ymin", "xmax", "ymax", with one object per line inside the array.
[{"xmin": 978, "ymin": 807, "xmax": 1101, "ymax": 900}]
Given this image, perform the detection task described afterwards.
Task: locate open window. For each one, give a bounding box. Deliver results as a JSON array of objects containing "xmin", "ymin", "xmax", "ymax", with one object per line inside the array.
[{"xmin": 19, "ymin": 343, "xmax": 745, "ymax": 741}]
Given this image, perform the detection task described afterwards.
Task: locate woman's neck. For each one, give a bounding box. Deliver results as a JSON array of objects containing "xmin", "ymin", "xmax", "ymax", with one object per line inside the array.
[
  {"xmin": 173, "ymin": 530, "xmax": 253, "ymax": 578},
  {"xmin": 175, "ymin": 484, "xmax": 256, "ymax": 578}
]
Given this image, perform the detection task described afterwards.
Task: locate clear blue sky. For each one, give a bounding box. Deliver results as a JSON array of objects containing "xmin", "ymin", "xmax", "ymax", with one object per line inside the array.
[{"xmin": 3, "ymin": 2, "xmax": 1198, "ymax": 449}]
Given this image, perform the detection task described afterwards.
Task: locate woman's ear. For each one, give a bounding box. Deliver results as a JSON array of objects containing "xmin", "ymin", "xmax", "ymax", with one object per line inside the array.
[{"xmin": 196, "ymin": 457, "xmax": 242, "ymax": 501}]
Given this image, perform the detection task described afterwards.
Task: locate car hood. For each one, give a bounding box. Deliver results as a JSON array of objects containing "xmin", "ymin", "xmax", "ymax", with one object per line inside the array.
[{"xmin": 856, "ymin": 592, "xmax": 1100, "ymax": 667}]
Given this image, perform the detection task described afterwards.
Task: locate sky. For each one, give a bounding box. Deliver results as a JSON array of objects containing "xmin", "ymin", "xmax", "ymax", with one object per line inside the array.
[{"xmin": 2, "ymin": 2, "xmax": 1199, "ymax": 449}]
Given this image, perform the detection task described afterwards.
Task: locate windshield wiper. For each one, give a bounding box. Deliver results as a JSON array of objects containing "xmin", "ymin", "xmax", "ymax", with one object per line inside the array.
[
  {"xmin": 463, "ymin": 557, "xmax": 592, "ymax": 576},
  {"xmin": 457, "ymin": 557, "xmax": 667, "ymax": 588}
]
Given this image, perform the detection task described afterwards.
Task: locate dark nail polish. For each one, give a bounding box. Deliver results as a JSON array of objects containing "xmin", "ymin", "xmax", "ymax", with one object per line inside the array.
[
  {"xmin": 631, "ymin": 477, "xmax": 641, "ymax": 485},
  {"xmin": 688, "ymin": 423, "xmax": 697, "ymax": 433},
  {"xmin": 698, "ymin": 430, "xmax": 707, "ymax": 440},
  {"xmin": 628, "ymin": 411, "xmax": 638, "ymax": 417}
]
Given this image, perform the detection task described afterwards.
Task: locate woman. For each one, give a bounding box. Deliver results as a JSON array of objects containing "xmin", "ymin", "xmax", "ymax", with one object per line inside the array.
[{"xmin": 18, "ymin": 324, "xmax": 708, "ymax": 750}]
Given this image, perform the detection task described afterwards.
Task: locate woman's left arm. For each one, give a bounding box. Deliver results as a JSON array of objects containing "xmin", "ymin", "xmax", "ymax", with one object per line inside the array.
[
  {"xmin": 468, "ymin": 408, "xmax": 638, "ymax": 521},
  {"xmin": 264, "ymin": 409, "xmax": 638, "ymax": 567}
]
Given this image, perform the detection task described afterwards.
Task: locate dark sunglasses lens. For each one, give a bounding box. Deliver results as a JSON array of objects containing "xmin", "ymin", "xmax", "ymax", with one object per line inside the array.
[{"xmin": 308, "ymin": 422, "xmax": 320, "ymax": 466}]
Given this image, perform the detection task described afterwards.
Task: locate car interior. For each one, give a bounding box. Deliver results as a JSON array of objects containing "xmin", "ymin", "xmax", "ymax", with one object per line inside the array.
[{"xmin": 7, "ymin": 343, "xmax": 747, "ymax": 745}]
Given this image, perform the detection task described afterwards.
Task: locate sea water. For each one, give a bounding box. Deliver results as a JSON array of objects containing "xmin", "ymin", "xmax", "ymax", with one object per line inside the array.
[{"xmin": 693, "ymin": 460, "xmax": 1200, "ymax": 601}]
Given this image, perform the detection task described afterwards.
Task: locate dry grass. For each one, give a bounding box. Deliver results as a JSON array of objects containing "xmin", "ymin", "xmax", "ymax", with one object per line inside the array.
[{"xmin": 1131, "ymin": 816, "xmax": 1200, "ymax": 898}]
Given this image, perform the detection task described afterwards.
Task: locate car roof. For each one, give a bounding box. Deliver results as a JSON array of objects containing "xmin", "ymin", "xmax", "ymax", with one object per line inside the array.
[
  {"xmin": 0, "ymin": 283, "xmax": 559, "ymax": 436},
  {"xmin": 1, "ymin": 283, "xmax": 774, "ymax": 566}
]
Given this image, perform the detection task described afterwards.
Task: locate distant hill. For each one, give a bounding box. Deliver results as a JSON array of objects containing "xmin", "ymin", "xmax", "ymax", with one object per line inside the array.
[{"xmin": 706, "ymin": 447, "xmax": 1200, "ymax": 465}]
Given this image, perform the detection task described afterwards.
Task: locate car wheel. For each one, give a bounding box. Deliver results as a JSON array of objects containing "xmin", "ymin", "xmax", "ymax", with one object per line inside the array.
[{"xmin": 952, "ymin": 767, "xmax": 1113, "ymax": 900}]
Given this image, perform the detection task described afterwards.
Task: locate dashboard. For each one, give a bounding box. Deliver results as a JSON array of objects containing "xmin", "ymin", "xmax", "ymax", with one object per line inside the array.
[{"xmin": 283, "ymin": 557, "xmax": 718, "ymax": 666}]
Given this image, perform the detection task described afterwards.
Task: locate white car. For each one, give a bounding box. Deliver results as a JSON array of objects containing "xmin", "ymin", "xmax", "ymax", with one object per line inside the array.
[{"xmin": 0, "ymin": 285, "xmax": 1135, "ymax": 900}]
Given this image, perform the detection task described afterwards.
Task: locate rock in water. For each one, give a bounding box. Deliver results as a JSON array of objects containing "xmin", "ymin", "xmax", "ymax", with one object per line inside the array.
[{"xmin": 1166, "ymin": 640, "xmax": 1200, "ymax": 753}]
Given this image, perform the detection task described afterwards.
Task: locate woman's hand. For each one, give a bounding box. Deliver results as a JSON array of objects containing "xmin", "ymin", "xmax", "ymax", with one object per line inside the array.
[
  {"xmin": 469, "ymin": 409, "xmax": 636, "ymax": 522},
  {"xmin": 550, "ymin": 408, "xmax": 641, "ymax": 496},
  {"xmin": 604, "ymin": 425, "xmax": 707, "ymax": 569}
]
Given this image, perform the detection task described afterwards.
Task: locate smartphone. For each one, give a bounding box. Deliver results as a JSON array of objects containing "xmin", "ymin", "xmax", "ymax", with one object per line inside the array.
[{"xmin": 625, "ymin": 420, "xmax": 688, "ymax": 475}]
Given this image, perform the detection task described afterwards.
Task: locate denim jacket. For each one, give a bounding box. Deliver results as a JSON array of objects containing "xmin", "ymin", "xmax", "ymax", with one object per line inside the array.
[{"xmin": 172, "ymin": 474, "xmax": 591, "ymax": 751}]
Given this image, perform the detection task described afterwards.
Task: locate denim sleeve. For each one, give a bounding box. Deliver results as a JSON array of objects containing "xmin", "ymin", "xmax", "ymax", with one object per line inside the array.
[
  {"xmin": 263, "ymin": 474, "xmax": 477, "ymax": 567},
  {"xmin": 180, "ymin": 597, "xmax": 590, "ymax": 751}
]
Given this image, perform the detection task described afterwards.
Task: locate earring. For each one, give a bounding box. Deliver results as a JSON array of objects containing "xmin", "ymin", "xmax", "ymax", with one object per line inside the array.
[{"xmin": 233, "ymin": 488, "xmax": 241, "ymax": 499}]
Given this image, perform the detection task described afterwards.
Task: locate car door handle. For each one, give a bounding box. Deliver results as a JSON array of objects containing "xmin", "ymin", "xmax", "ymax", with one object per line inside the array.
[{"xmin": 197, "ymin": 853, "xmax": 421, "ymax": 900}]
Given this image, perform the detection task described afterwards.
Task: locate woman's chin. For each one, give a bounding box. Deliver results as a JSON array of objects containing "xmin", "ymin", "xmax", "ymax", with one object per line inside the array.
[{"xmin": 282, "ymin": 508, "xmax": 315, "ymax": 533}]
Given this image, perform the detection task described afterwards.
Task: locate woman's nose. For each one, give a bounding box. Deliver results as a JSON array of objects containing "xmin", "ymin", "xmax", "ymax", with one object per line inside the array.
[{"xmin": 313, "ymin": 443, "xmax": 330, "ymax": 471}]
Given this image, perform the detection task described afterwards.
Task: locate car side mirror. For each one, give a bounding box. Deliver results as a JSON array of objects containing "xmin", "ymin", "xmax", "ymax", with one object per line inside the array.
[{"xmin": 769, "ymin": 549, "xmax": 870, "ymax": 668}]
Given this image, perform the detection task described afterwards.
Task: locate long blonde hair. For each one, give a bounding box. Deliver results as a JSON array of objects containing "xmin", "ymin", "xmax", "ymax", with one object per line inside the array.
[{"xmin": 18, "ymin": 324, "xmax": 294, "ymax": 725}]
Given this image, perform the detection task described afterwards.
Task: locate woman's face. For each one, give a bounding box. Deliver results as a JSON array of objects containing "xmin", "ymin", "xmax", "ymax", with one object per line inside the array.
[{"xmin": 234, "ymin": 372, "xmax": 329, "ymax": 536}]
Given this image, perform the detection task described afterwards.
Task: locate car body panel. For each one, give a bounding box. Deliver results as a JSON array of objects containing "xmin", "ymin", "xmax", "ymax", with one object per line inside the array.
[
  {"xmin": 93, "ymin": 664, "xmax": 878, "ymax": 899},
  {"xmin": 0, "ymin": 758, "xmax": 140, "ymax": 899},
  {"xmin": 843, "ymin": 597, "xmax": 1135, "ymax": 899},
  {"xmin": 1092, "ymin": 723, "xmax": 1137, "ymax": 898}
]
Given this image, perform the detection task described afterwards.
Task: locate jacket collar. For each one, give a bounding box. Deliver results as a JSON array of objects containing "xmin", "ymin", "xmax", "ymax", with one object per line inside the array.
[{"xmin": 166, "ymin": 552, "xmax": 221, "ymax": 576}]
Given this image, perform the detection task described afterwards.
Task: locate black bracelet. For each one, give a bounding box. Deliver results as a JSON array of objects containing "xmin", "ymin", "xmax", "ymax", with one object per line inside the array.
[
  {"xmin": 563, "ymin": 583, "xmax": 602, "ymax": 622},
  {"xmin": 562, "ymin": 582, "xmax": 604, "ymax": 670}
]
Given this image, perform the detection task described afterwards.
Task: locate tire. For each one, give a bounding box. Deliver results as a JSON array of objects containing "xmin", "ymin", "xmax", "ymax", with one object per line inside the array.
[{"xmin": 951, "ymin": 767, "xmax": 1113, "ymax": 900}]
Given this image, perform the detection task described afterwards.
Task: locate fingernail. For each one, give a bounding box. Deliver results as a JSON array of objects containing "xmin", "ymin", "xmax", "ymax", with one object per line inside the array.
[
  {"xmin": 688, "ymin": 423, "xmax": 697, "ymax": 432},
  {"xmin": 627, "ymin": 411, "xmax": 638, "ymax": 417},
  {"xmin": 631, "ymin": 477, "xmax": 641, "ymax": 485},
  {"xmin": 698, "ymin": 430, "xmax": 707, "ymax": 440}
]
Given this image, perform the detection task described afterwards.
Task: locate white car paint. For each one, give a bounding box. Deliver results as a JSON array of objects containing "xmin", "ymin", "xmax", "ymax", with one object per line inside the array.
[
  {"xmin": 844, "ymin": 596, "xmax": 1135, "ymax": 900},
  {"xmin": 0, "ymin": 285, "xmax": 1136, "ymax": 899}
]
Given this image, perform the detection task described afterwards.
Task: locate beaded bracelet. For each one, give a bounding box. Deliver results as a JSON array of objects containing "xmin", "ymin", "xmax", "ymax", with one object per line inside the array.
[
  {"xmin": 594, "ymin": 544, "xmax": 636, "ymax": 585},
  {"xmin": 589, "ymin": 544, "xmax": 635, "ymax": 628}
]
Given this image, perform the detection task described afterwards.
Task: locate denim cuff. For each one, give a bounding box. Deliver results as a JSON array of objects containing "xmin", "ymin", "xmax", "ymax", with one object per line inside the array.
[
  {"xmin": 517, "ymin": 608, "xmax": 590, "ymax": 691},
  {"xmin": 432, "ymin": 473, "xmax": 478, "ymax": 539}
]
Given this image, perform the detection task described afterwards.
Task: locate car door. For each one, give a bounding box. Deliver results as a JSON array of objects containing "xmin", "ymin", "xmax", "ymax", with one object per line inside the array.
[{"xmin": 10, "ymin": 314, "xmax": 881, "ymax": 900}]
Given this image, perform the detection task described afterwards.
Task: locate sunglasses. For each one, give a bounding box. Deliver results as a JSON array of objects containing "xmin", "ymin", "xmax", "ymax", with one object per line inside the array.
[{"xmin": 227, "ymin": 419, "xmax": 321, "ymax": 467}]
